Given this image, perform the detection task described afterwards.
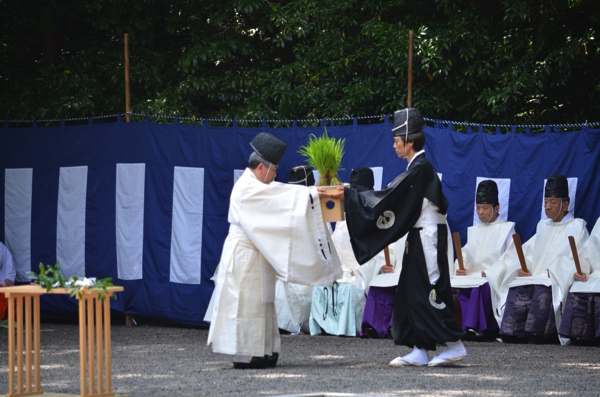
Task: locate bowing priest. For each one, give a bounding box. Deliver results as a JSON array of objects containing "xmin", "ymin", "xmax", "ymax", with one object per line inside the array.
[
  {"xmin": 498, "ymin": 174, "xmax": 589, "ymax": 344},
  {"xmin": 321, "ymin": 108, "xmax": 466, "ymax": 367},
  {"xmin": 451, "ymin": 180, "xmax": 515, "ymax": 340},
  {"xmin": 559, "ymin": 216, "xmax": 600, "ymax": 345},
  {"xmin": 207, "ymin": 133, "xmax": 343, "ymax": 369}
]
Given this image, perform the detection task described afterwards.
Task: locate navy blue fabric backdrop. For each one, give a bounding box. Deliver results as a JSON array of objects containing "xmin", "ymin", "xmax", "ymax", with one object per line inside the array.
[{"xmin": 1, "ymin": 118, "xmax": 599, "ymax": 326}]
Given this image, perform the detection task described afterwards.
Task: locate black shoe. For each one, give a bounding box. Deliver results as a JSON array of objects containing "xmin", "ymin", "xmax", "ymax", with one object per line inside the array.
[
  {"xmin": 233, "ymin": 356, "xmax": 269, "ymax": 369},
  {"xmin": 265, "ymin": 352, "xmax": 279, "ymax": 368},
  {"xmin": 366, "ymin": 326, "xmax": 379, "ymax": 339}
]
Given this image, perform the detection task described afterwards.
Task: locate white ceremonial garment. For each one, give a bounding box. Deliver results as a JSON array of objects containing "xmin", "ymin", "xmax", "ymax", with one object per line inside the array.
[
  {"xmin": 331, "ymin": 221, "xmax": 391, "ymax": 292},
  {"xmin": 207, "ymin": 168, "xmax": 342, "ymax": 357},
  {"xmin": 496, "ymin": 213, "xmax": 589, "ymax": 339},
  {"xmin": 0, "ymin": 242, "xmax": 16, "ymax": 286},
  {"xmin": 570, "ymin": 217, "xmax": 600, "ymax": 293},
  {"xmin": 452, "ymin": 218, "xmax": 515, "ymax": 314},
  {"xmin": 369, "ymin": 234, "xmax": 407, "ymax": 288},
  {"xmin": 274, "ymin": 279, "xmax": 313, "ymax": 334}
]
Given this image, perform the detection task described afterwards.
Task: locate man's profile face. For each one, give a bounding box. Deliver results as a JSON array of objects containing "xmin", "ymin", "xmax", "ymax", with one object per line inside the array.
[
  {"xmin": 544, "ymin": 197, "xmax": 567, "ymax": 221},
  {"xmin": 257, "ymin": 163, "xmax": 277, "ymax": 184},
  {"xmin": 476, "ymin": 204, "xmax": 498, "ymax": 223},
  {"xmin": 393, "ymin": 136, "xmax": 410, "ymax": 159}
]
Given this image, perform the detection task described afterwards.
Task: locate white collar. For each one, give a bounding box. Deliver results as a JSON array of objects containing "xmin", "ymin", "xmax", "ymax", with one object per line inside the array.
[{"xmin": 406, "ymin": 150, "xmax": 425, "ymax": 170}]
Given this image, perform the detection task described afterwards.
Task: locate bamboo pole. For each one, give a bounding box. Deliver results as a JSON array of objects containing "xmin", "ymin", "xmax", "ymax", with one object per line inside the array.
[
  {"xmin": 512, "ymin": 234, "xmax": 528, "ymax": 273},
  {"xmin": 568, "ymin": 236, "xmax": 584, "ymax": 275},
  {"xmin": 124, "ymin": 33, "xmax": 131, "ymax": 122},
  {"xmin": 452, "ymin": 232, "xmax": 465, "ymax": 271},
  {"xmin": 407, "ymin": 30, "xmax": 413, "ymax": 108}
]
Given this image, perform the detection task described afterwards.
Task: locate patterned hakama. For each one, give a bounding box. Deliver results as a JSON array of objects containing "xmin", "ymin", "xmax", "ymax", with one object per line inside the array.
[
  {"xmin": 559, "ymin": 292, "xmax": 600, "ymax": 342},
  {"xmin": 500, "ymin": 285, "xmax": 557, "ymax": 342}
]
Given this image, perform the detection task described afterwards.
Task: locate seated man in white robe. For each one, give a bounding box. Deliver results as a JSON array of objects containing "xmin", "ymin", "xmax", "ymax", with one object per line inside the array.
[
  {"xmin": 498, "ymin": 174, "xmax": 588, "ymax": 344},
  {"xmin": 452, "ymin": 180, "xmax": 515, "ymax": 341},
  {"xmin": 207, "ymin": 132, "xmax": 342, "ymax": 369},
  {"xmin": 0, "ymin": 241, "xmax": 16, "ymax": 319},
  {"xmin": 309, "ymin": 167, "xmax": 393, "ymax": 337},
  {"xmin": 275, "ymin": 165, "xmax": 317, "ymax": 334},
  {"xmin": 559, "ymin": 216, "xmax": 600, "ymax": 345}
]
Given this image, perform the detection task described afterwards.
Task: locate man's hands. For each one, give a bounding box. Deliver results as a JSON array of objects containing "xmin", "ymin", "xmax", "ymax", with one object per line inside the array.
[
  {"xmin": 3, "ymin": 279, "xmax": 14, "ymax": 287},
  {"xmin": 574, "ymin": 272, "xmax": 588, "ymax": 282},
  {"xmin": 380, "ymin": 264, "xmax": 394, "ymax": 274},
  {"xmin": 317, "ymin": 186, "xmax": 344, "ymax": 201},
  {"xmin": 518, "ymin": 269, "xmax": 532, "ymax": 277},
  {"xmin": 455, "ymin": 269, "xmax": 468, "ymax": 276}
]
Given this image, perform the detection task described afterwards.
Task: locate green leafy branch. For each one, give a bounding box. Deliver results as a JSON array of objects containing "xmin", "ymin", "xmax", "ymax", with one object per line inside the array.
[
  {"xmin": 298, "ymin": 128, "xmax": 345, "ymax": 186},
  {"xmin": 27, "ymin": 262, "xmax": 116, "ymax": 300}
]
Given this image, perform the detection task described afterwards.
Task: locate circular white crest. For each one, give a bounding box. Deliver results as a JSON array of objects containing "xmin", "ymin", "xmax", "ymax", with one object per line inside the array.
[
  {"xmin": 429, "ymin": 289, "xmax": 446, "ymax": 310},
  {"xmin": 376, "ymin": 211, "xmax": 395, "ymax": 229}
]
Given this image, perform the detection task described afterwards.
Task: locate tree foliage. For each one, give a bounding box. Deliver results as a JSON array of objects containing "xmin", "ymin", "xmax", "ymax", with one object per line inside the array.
[{"xmin": 1, "ymin": 0, "xmax": 598, "ymax": 124}]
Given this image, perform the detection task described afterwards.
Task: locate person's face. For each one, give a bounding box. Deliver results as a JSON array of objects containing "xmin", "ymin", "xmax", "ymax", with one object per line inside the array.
[
  {"xmin": 393, "ymin": 136, "xmax": 411, "ymax": 159},
  {"xmin": 476, "ymin": 204, "xmax": 499, "ymax": 223},
  {"xmin": 257, "ymin": 162, "xmax": 277, "ymax": 184},
  {"xmin": 544, "ymin": 197, "xmax": 567, "ymax": 221}
]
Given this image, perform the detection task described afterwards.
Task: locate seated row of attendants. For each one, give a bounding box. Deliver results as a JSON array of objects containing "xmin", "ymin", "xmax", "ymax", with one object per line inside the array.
[
  {"xmin": 451, "ymin": 175, "xmax": 599, "ymax": 346},
  {"xmin": 274, "ymin": 170, "xmax": 600, "ymax": 347}
]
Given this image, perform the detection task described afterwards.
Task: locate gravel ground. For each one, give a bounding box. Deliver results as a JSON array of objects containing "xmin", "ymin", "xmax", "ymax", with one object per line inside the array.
[{"xmin": 2, "ymin": 322, "xmax": 600, "ymax": 396}]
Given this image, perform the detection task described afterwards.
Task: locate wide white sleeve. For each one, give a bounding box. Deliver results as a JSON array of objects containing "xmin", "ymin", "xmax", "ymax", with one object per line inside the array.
[{"xmin": 236, "ymin": 179, "xmax": 342, "ymax": 286}]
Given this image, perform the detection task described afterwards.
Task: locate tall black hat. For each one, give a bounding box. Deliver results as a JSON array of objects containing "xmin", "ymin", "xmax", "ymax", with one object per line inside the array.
[
  {"xmin": 392, "ymin": 108, "xmax": 426, "ymax": 137},
  {"xmin": 349, "ymin": 167, "xmax": 374, "ymax": 193},
  {"xmin": 250, "ymin": 132, "xmax": 287, "ymax": 165},
  {"xmin": 476, "ymin": 180, "xmax": 499, "ymax": 205},
  {"xmin": 545, "ymin": 174, "xmax": 569, "ymax": 201},
  {"xmin": 289, "ymin": 165, "xmax": 315, "ymax": 186}
]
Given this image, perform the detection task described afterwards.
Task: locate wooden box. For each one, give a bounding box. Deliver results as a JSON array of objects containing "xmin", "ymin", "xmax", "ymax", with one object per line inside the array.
[{"xmin": 320, "ymin": 186, "xmax": 345, "ymax": 222}]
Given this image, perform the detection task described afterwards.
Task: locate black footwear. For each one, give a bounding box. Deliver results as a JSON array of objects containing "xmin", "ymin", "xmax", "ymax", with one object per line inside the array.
[
  {"xmin": 265, "ymin": 352, "xmax": 279, "ymax": 368},
  {"xmin": 233, "ymin": 356, "xmax": 269, "ymax": 369}
]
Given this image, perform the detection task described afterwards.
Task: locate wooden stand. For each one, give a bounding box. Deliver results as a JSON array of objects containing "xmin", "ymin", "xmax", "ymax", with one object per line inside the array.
[
  {"xmin": 1, "ymin": 285, "xmax": 124, "ymax": 397},
  {"xmin": 1, "ymin": 286, "xmax": 45, "ymax": 397}
]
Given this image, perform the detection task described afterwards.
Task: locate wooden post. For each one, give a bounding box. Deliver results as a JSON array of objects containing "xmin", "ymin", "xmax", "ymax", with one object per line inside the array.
[
  {"xmin": 407, "ymin": 30, "xmax": 413, "ymax": 108},
  {"xmin": 124, "ymin": 33, "xmax": 131, "ymax": 122},
  {"xmin": 568, "ymin": 236, "xmax": 584, "ymax": 275},
  {"xmin": 452, "ymin": 232, "xmax": 465, "ymax": 271},
  {"xmin": 512, "ymin": 234, "xmax": 528, "ymax": 273}
]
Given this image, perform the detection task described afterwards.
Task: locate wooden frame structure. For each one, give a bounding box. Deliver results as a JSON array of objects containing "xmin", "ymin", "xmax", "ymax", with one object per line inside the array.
[{"xmin": 1, "ymin": 285, "xmax": 123, "ymax": 397}]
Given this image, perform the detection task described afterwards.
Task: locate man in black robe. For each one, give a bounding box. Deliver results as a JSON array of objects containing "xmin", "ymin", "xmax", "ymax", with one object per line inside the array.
[{"xmin": 321, "ymin": 108, "xmax": 465, "ymax": 366}]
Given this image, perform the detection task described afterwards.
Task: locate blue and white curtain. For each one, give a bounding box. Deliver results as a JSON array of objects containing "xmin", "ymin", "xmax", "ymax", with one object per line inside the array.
[{"xmin": 1, "ymin": 119, "xmax": 599, "ymax": 325}]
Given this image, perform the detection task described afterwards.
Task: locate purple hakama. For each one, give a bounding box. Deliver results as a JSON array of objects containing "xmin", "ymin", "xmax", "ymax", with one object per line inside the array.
[
  {"xmin": 456, "ymin": 282, "xmax": 499, "ymax": 338},
  {"xmin": 360, "ymin": 286, "xmax": 395, "ymax": 339}
]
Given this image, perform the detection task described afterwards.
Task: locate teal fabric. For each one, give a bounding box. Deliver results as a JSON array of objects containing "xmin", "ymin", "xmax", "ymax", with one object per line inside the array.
[{"xmin": 309, "ymin": 282, "xmax": 362, "ymax": 336}]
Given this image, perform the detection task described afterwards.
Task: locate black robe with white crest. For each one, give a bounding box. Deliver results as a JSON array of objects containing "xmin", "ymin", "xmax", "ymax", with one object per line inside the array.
[{"xmin": 344, "ymin": 153, "xmax": 464, "ymax": 350}]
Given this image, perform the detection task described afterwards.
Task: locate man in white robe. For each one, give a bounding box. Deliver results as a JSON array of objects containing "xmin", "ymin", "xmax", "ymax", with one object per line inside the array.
[
  {"xmin": 207, "ymin": 133, "xmax": 342, "ymax": 369},
  {"xmin": 0, "ymin": 241, "xmax": 16, "ymax": 319},
  {"xmin": 452, "ymin": 180, "xmax": 515, "ymax": 340},
  {"xmin": 497, "ymin": 175, "xmax": 588, "ymax": 344},
  {"xmin": 559, "ymin": 216, "xmax": 600, "ymax": 345}
]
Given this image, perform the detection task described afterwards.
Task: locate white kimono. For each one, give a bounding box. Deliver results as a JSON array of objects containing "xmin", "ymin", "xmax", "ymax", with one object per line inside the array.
[
  {"xmin": 451, "ymin": 218, "xmax": 515, "ymax": 318},
  {"xmin": 570, "ymin": 217, "xmax": 600, "ymax": 293},
  {"xmin": 207, "ymin": 169, "xmax": 342, "ymax": 357},
  {"xmin": 496, "ymin": 213, "xmax": 589, "ymax": 340}
]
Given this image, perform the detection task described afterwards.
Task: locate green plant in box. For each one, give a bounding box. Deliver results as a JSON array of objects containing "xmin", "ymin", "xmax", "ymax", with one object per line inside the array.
[{"xmin": 298, "ymin": 128, "xmax": 345, "ymax": 186}]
